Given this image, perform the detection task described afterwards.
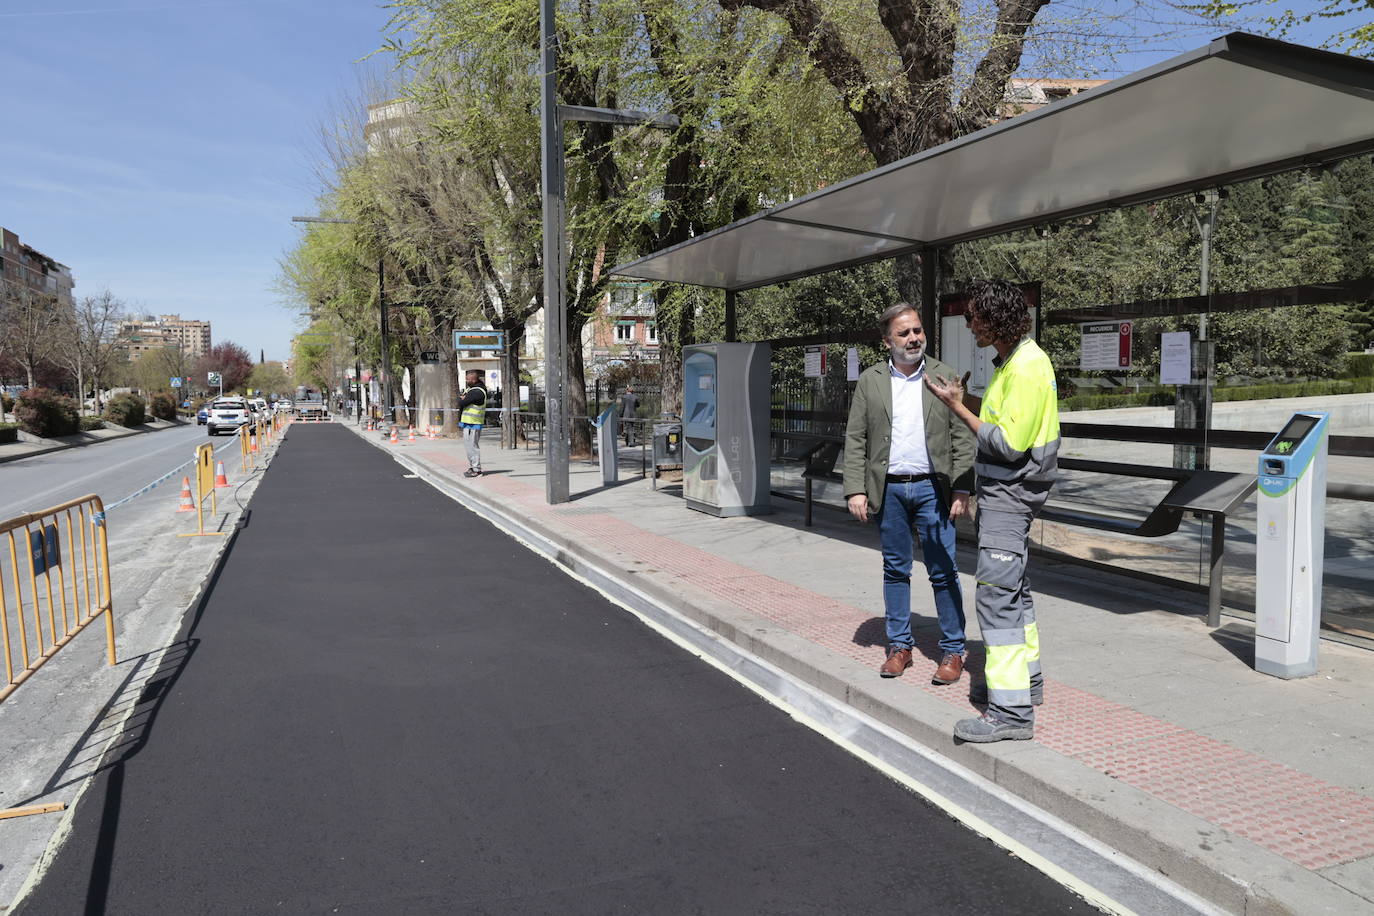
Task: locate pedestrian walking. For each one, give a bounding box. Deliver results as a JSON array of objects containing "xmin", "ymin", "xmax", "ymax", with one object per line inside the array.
[
  {"xmin": 620, "ymin": 386, "xmax": 640, "ymax": 446},
  {"xmin": 842, "ymin": 303, "xmax": 974, "ymax": 686},
  {"xmin": 925, "ymin": 279, "xmax": 1059, "ymax": 743}
]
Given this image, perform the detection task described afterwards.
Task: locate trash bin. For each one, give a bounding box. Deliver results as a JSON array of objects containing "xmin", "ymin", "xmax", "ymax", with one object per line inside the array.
[{"xmin": 653, "ymin": 419, "xmax": 683, "ymax": 471}]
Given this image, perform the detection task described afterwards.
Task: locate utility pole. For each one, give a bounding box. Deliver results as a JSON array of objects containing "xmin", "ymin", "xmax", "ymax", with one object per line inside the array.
[{"xmin": 538, "ymin": 7, "xmax": 677, "ymax": 504}]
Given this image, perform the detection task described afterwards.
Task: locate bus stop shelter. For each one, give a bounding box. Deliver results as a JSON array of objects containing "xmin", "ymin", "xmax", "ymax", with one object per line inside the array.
[
  {"xmin": 608, "ymin": 32, "xmax": 1374, "ymax": 632},
  {"xmin": 609, "ymin": 32, "xmax": 1374, "ymax": 344}
]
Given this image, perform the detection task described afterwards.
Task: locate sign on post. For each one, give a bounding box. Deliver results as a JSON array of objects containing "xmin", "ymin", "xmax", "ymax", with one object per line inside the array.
[
  {"xmin": 170, "ymin": 377, "xmax": 182, "ymax": 388},
  {"xmin": 1080, "ymin": 321, "xmax": 1132, "ymax": 370},
  {"xmin": 804, "ymin": 346, "xmax": 826, "ymax": 378},
  {"xmin": 1160, "ymin": 331, "xmax": 1192, "ymax": 384},
  {"xmin": 453, "ymin": 331, "xmax": 504, "ymax": 351},
  {"xmin": 207, "ymin": 371, "xmax": 222, "ymax": 386}
]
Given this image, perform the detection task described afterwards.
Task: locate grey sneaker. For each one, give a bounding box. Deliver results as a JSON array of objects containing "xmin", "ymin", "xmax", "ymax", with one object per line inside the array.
[
  {"xmin": 954, "ymin": 713, "xmax": 1033, "ymax": 743},
  {"xmin": 968, "ymin": 682, "xmax": 1043, "ymax": 706}
]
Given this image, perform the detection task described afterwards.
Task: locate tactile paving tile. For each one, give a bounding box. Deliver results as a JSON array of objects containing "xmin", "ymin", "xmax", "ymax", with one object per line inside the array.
[{"xmin": 466, "ymin": 467, "xmax": 1374, "ymax": 869}]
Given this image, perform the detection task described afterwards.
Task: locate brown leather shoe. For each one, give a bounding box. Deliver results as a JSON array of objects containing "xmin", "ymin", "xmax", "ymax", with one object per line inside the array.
[
  {"xmin": 879, "ymin": 646, "xmax": 913, "ymax": 678},
  {"xmin": 932, "ymin": 652, "xmax": 965, "ymax": 685}
]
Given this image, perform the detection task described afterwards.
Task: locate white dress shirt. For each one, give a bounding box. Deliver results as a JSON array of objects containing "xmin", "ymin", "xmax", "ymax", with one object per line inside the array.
[{"xmin": 887, "ymin": 359, "xmax": 931, "ymax": 475}]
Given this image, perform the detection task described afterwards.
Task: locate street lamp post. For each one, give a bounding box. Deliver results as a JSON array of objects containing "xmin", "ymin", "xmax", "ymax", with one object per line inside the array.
[{"xmin": 539, "ymin": 4, "xmax": 678, "ymax": 504}]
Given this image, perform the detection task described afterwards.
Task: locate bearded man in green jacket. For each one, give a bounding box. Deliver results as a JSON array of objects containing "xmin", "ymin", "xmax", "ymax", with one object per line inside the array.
[{"xmin": 843, "ymin": 303, "xmax": 975, "ymax": 685}]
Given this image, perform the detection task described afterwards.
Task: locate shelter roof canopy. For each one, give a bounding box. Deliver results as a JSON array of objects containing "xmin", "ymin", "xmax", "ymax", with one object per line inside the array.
[{"xmin": 610, "ymin": 33, "xmax": 1374, "ymax": 292}]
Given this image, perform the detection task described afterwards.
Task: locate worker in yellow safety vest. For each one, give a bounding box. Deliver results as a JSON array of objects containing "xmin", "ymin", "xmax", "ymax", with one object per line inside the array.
[
  {"xmin": 459, "ymin": 369, "xmax": 487, "ymax": 478},
  {"xmin": 925, "ymin": 279, "xmax": 1059, "ymax": 742}
]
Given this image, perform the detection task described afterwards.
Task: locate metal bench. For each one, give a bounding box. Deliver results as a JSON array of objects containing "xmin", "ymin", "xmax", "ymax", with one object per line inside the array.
[{"xmin": 1047, "ymin": 459, "xmax": 1257, "ymax": 625}]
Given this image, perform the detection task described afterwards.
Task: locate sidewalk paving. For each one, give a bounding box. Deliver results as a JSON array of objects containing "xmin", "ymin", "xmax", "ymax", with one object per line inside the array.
[{"xmin": 357, "ymin": 419, "xmax": 1374, "ymax": 916}]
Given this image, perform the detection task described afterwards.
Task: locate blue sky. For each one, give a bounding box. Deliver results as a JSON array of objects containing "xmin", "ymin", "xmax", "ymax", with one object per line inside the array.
[
  {"xmin": 3, "ymin": 0, "xmax": 395, "ymax": 362},
  {"xmin": 1, "ymin": 1, "xmax": 1354, "ymax": 363}
]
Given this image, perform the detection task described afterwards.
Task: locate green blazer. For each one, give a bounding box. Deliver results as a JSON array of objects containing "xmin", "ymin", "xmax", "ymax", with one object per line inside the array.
[{"xmin": 842, "ymin": 356, "xmax": 975, "ymax": 517}]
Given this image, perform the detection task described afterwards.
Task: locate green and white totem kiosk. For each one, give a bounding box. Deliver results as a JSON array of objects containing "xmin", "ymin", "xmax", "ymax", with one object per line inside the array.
[{"xmin": 1255, "ymin": 411, "xmax": 1329, "ymax": 679}]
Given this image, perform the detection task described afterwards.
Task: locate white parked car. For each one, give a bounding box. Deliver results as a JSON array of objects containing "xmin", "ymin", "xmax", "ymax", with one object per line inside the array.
[
  {"xmin": 275, "ymin": 399, "xmax": 294, "ymax": 413},
  {"xmin": 206, "ymin": 398, "xmax": 252, "ymax": 436}
]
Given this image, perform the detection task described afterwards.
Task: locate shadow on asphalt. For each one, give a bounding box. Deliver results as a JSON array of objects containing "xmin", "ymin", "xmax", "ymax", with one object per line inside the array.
[{"xmin": 14, "ymin": 510, "xmax": 246, "ymax": 916}]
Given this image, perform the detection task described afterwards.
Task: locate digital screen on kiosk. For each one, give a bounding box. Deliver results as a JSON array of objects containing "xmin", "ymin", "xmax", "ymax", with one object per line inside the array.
[{"xmin": 1265, "ymin": 415, "xmax": 1319, "ymax": 456}]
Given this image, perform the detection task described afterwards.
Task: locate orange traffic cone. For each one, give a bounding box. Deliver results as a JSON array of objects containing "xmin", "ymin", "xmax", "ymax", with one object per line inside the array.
[
  {"xmin": 427, "ymin": 426, "xmax": 436, "ymax": 440},
  {"xmin": 176, "ymin": 477, "xmax": 195, "ymax": 512},
  {"xmin": 389, "ymin": 427, "xmax": 398, "ymax": 444},
  {"xmin": 214, "ymin": 461, "xmax": 230, "ymax": 488},
  {"xmin": 408, "ymin": 426, "xmax": 417, "ymax": 442}
]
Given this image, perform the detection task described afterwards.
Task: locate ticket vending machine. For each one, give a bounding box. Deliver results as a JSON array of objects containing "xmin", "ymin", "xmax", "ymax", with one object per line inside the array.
[
  {"xmin": 681, "ymin": 342, "xmax": 771, "ymax": 516},
  {"xmin": 1255, "ymin": 411, "xmax": 1329, "ymax": 679}
]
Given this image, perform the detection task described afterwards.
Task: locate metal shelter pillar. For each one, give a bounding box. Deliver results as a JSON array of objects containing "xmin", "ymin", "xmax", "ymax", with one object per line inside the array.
[{"xmin": 920, "ymin": 247, "xmax": 938, "ymax": 354}]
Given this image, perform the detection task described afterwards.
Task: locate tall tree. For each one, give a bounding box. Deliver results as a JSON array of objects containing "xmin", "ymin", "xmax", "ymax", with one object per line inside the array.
[
  {"xmin": 2, "ymin": 279, "xmax": 66, "ymax": 390},
  {"xmin": 196, "ymin": 342, "xmax": 254, "ymax": 394},
  {"xmin": 53, "ymin": 289, "xmax": 127, "ymax": 414}
]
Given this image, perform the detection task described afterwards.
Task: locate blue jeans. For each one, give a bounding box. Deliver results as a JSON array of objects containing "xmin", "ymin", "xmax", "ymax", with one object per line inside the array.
[{"xmin": 876, "ymin": 478, "xmax": 965, "ymax": 655}]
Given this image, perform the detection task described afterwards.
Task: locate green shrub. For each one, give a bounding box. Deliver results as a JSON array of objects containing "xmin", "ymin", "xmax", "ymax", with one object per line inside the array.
[
  {"xmin": 1212, "ymin": 377, "xmax": 1374, "ymax": 402},
  {"xmin": 0, "ymin": 423, "xmax": 18, "ymax": 444},
  {"xmin": 1341, "ymin": 353, "xmax": 1374, "ymax": 379},
  {"xmin": 14, "ymin": 388, "xmax": 80, "ymax": 438},
  {"xmin": 79, "ymin": 416, "xmax": 108, "ymax": 432},
  {"xmin": 148, "ymin": 391, "xmax": 177, "ymax": 422},
  {"xmin": 104, "ymin": 393, "xmax": 147, "ymax": 428},
  {"xmin": 1058, "ymin": 390, "xmax": 1169, "ymax": 411},
  {"xmin": 1, "ymin": 392, "xmax": 12, "ymax": 415}
]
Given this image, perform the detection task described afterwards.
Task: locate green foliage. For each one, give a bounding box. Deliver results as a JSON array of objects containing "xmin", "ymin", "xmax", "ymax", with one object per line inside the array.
[
  {"xmin": 1059, "ymin": 391, "xmax": 1173, "ymax": 411},
  {"xmin": 79, "ymin": 416, "xmax": 107, "ymax": 432},
  {"xmin": 1059, "ymin": 377, "xmax": 1374, "ymax": 411},
  {"xmin": 1211, "ymin": 376, "xmax": 1374, "ymax": 402},
  {"xmin": 15, "ymin": 388, "xmax": 80, "ymax": 438},
  {"xmin": 1343, "ymin": 353, "xmax": 1374, "ymax": 377},
  {"xmin": 0, "ymin": 424, "xmax": 18, "ymax": 444},
  {"xmin": 104, "ymin": 393, "xmax": 146, "ymax": 428},
  {"xmin": 148, "ymin": 391, "xmax": 177, "ymax": 421},
  {"xmin": 248, "ymin": 362, "xmax": 291, "ymax": 399},
  {"xmin": 1, "ymin": 392, "xmax": 12, "ymax": 414},
  {"xmin": 1182, "ymin": 0, "xmax": 1374, "ymax": 57}
]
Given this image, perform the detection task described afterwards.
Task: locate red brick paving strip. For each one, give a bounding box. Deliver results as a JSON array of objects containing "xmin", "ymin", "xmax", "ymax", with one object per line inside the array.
[{"xmin": 426, "ymin": 450, "xmax": 1374, "ymax": 870}]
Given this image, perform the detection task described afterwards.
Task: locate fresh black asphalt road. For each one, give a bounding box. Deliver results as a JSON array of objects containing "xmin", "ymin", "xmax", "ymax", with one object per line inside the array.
[{"xmin": 16, "ymin": 424, "xmax": 1087, "ymax": 915}]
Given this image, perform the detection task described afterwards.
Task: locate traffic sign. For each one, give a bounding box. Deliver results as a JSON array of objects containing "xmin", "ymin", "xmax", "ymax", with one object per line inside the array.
[
  {"xmin": 171, "ymin": 377, "xmax": 182, "ymax": 388},
  {"xmin": 207, "ymin": 371, "xmax": 222, "ymax": 385}
]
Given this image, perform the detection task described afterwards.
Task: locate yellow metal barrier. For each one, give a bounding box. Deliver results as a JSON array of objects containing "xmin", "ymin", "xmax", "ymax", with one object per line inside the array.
[
  {"xmin": 179, "ymin": 443, "xmax": 225, "ymax": 539},
  {"xmin": 1, "ymin": 494, "xmax": 114, "ymax": 819},
  {"xmin": 239, "ymin": 424, "xmax": 255, "ymax": 470}
]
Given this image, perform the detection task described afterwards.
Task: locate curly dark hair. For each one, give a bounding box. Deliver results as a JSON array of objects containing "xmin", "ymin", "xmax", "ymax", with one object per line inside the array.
[{"xmin": 968, "ymin": 280, "xmax": 1031, "ymax": 344}]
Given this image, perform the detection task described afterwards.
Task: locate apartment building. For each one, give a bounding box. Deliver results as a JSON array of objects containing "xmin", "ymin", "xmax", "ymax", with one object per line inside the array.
[
  {"xmin": 586, "ymin": 281, "xmax": 659, "ymax": 374},
  {"xmin": 1, "ymin": 226, "xmax": 75, "ymax": 311},
  {"xmin": 115, "ymin": 314, "xmax": 212, "ymax": 362},
  {"xmin": 1000, "ymin": 78, "xmax": 1108, "ymax": 119}
]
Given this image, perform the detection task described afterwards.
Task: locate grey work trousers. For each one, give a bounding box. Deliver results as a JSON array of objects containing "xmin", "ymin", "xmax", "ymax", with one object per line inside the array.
[
  {"xmin": 975, "ymin": 508, "xmax": 1042, "ymax": 728},
  {"xmin": 463, "ymin": 425, "xmax": 482, "ymax": 471}
]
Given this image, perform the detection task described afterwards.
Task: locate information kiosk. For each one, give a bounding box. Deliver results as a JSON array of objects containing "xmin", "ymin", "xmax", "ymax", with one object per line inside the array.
[
  {"xmin": 681, "ymin": 342, "xmax": 771, "ymax": 516},
  {"xmin": 1255, "ymin": 411, "xmax": 1329, "ymax": 679}
]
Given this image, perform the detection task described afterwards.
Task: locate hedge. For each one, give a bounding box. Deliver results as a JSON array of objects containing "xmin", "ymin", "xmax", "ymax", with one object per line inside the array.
[
  {"xmin": 79, "ymin": 416, "xmax": 108, "ymax": 432},
  {"xmin": 104, "ymin": 393, "xmax": 147, "ymax": 428},
  {"xmin": 1059, "ymin": 377, "xmax": 1374, "ymax": 411},
  {"xmin": 1341, "ymin": 353, "xmax": 1374, "ymax": 379},
  {"xmin": 14, "ymin": 389, "xmax": 80, "ymax": 438},
  {"xmin": 0, "ymin": 423, "xmax": 18, "ymax": 444}
]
